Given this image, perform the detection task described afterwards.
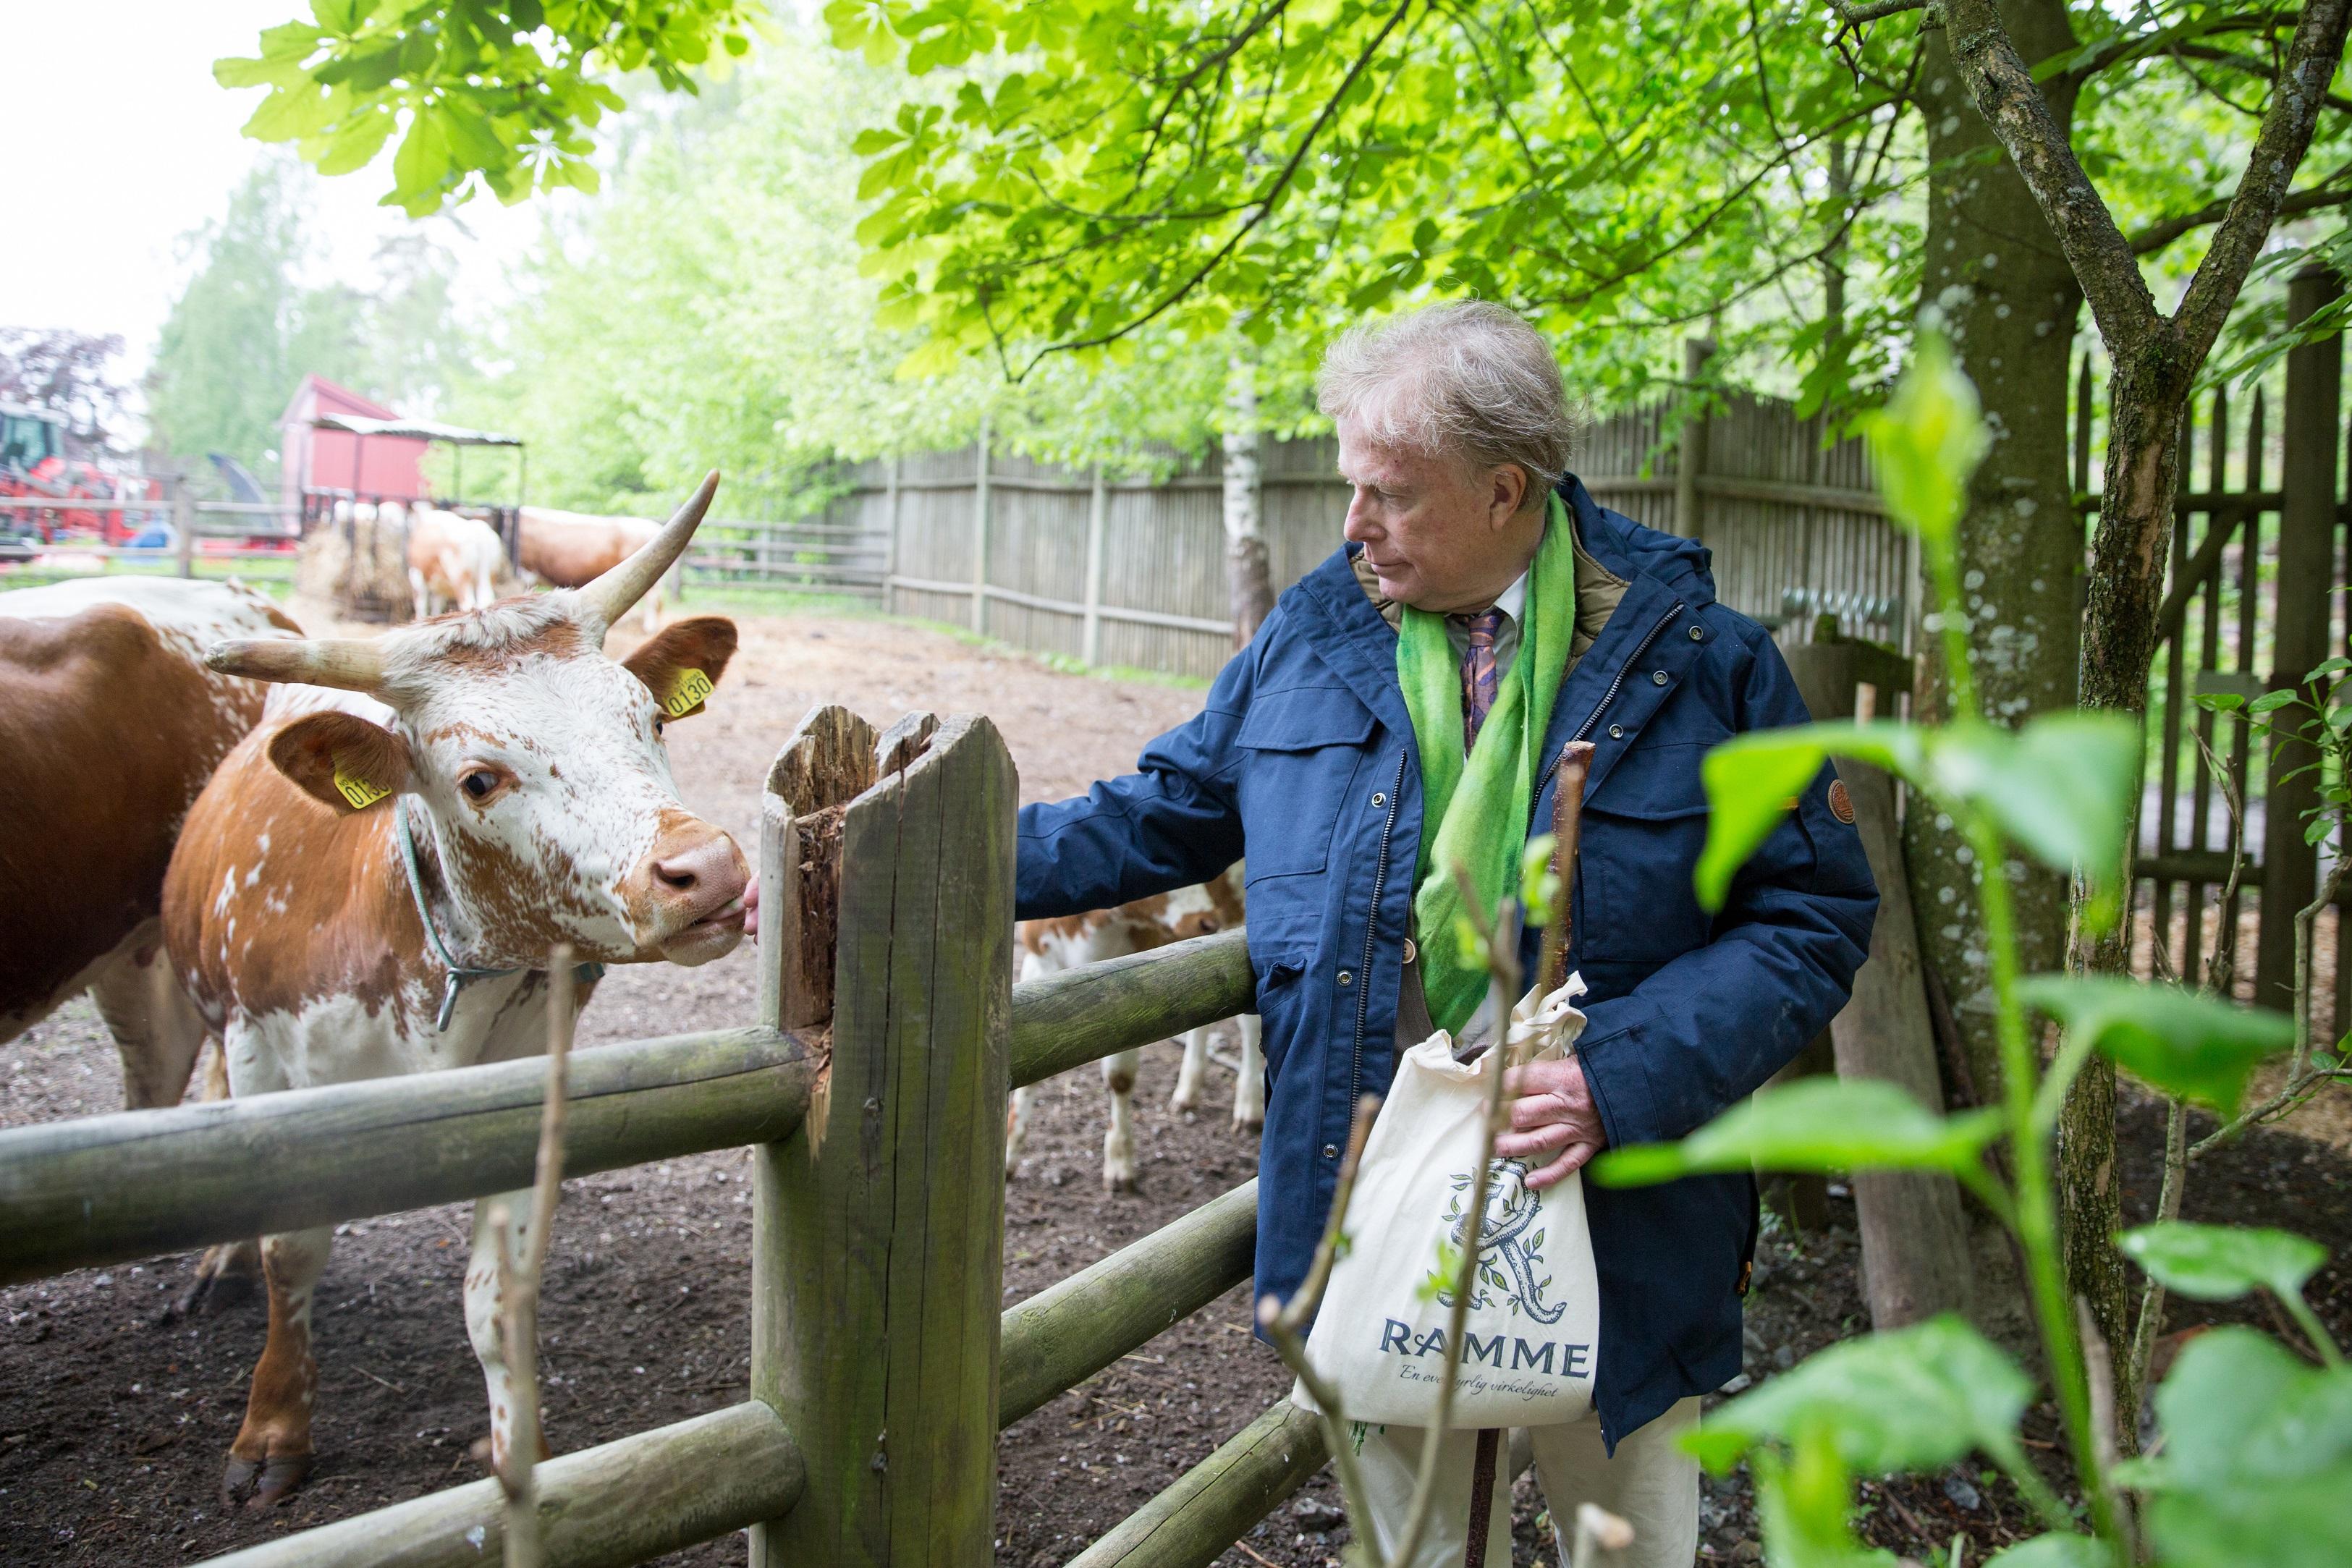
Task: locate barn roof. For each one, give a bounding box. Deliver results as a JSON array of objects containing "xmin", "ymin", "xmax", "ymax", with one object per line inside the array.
[{"xmin": 311, "ymin": 413, "xmax": 525, "ymax": 449}]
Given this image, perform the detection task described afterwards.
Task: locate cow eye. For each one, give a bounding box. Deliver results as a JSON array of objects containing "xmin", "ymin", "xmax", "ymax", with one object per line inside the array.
[
  {"xmin": 651, "ymin": 713, "xmax": 667, "ymax": 739},
  {"xmin": 460, "ymin": 771, "xmax": 498, "ymax": 801}
]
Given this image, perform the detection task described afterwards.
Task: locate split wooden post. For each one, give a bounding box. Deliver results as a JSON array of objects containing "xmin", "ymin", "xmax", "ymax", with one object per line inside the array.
[
  {"xmin": 2256, "ymin": 265, "xmax": 2343, "ymax": 1010},
  {"xmin": 1672, "ymin": 336, "xmax": 1714, "ymax": 538},
  {"xmin": 751, "ymin": 705, "xmax": 1016, "ymax": 1568},
  {"xmin": 1082, "ymin": 461, "xmax": 1108, "ymax": 666},
  {"xmin": 1785, "ymin": 636, "xmax": 1973, "ymax": 1327}
]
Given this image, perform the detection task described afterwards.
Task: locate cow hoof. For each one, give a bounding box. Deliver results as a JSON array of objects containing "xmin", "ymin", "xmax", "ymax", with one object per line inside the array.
[
  {"xmin": 1232, "ymin": 1112, "xmax": 1264, "ymax": 1136},
  {"xmin": 1169, "ymin": 1090, "xmax": 1201, "ymax": 1116},
  {"xmin": 164, "ymin": 1263, "xmax": 258, "ymax": 1323},
  {"xmin": 223, "ymin": 1452, "xmax": 310, "ymax": 1509},
  {"xmin": 1104, "ymin": 1169, "xmax": 1139, "ymax": 1195}
]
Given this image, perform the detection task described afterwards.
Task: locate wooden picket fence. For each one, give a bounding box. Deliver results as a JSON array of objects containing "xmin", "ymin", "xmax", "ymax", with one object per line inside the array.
[{"xmin": 0, "ymin": 710, "xmax": 1306, "ymax": 1568}]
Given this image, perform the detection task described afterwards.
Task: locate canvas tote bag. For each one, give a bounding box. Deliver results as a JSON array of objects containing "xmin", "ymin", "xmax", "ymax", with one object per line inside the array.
[{"xmin": 1298, "ymin": 975, "xmax": 1603, "ymax": 1428}]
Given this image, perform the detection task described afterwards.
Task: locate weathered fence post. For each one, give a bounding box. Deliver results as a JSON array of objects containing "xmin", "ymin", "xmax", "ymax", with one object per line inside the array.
[
  {"xmin": 972, "ymin": 421, "xmax": 992, "ymax": 635},
  {"xmin": 2256, "ymin": 265, "xmax": 2343, "ymax": 1011},
  {"xmin": 1785, "ymin": 635, "xmax": 1974, "ymax": 1326},
  {"xmin": 1083, "ymin": 461, "xmax": 1107, "ymax": 666},
  {"xmin": 883, "ymin": 457, "xmax": 903, "ymax": 615},
  {"xmin": 751, "ymin": 705, "xmax": 1015, "ymax": 1567},
  {"xmin": 172, "ymin": 470, "xmax": 195, "ymax": 578},
  {"xmin": 1672, "ymin": 336, "xmax": 1714, "ymax": 538}
]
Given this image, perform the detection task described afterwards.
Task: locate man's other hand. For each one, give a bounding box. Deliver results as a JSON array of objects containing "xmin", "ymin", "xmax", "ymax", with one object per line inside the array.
[{"xmin": 1494, "ymin": 1056, "xmax": 1607, "ymax": 1190}]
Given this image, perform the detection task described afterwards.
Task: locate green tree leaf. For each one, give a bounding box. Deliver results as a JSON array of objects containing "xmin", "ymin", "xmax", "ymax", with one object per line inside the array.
[
  {"xmin": 1685, "ymin": 1315, "xmax": 2035, "ymax": 1477},
  {"xmin": 1594, "ymin": 1079, "xmax": 2000, "ymax": 1187},
  {"xmin": 2128, "ymin": 1327, "xmax": 2352, "ymax": 1568},
  {"xmin": 2018, "ymin": 977, "xmax": 2295, "ymax": 1114},
  {"xmin": 1859, "ymin": 334, "xmax": 1988, "ymax": 545},
  {"xmin": 1983, "ymin": 1537, "xmax": 2108, "ymax": 1568},
  {"xmin": 2115, "ymin": 1221, "xmax": 2328, "ymax": 1302},
  {"xmin": 1748, "ymin": 1424, "xmax": 1900, "ymax": 1568}
]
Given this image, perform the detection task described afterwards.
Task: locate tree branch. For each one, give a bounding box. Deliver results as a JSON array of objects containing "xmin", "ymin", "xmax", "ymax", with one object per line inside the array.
[
  {"xmin": 1939, "ymin": 0, "xmax": 2164, "ymax": 349},
  {"xmin": 1825, "ymin": 0, "xmax": 1932, "ymax": 20},
  {"xmin": 2177, "ymin": 0, "xmax": 2352, "ymax": 363},
  {"xmin": 2132, "ymin": 166, "xmax": 2352, "ymax": 252}
]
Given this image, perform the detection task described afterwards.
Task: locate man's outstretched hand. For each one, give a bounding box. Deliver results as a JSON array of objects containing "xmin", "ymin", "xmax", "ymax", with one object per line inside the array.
[{"xmin": 1494, "ymin": 1056, "xmax": 1607, "ymax": 1190}]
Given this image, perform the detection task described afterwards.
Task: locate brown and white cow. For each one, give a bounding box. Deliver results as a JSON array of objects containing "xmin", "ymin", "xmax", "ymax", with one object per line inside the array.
[
  {"xmin": 1005, "ymin": 864, "xmax": 1262, "ymax": 1191},
  {"xmin": 0, "ymin": 577, "xmax": 297, "ymax": 1103},
  {"xmin": 404, "ymin": 504, "xmax": 504, "ymax": 617},
  {"xmin": 157, "ymin": 475, "xmax": 748, "ymax": 1509},
  {"xmin": 517, "ymin": 506, "xmax": 664, "ymax": 632}
]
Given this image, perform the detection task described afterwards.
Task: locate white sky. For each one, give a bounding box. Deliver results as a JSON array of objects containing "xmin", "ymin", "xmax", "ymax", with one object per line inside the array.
[{"xmin": 1, "ymin": 1, "xmax": 542, "ymax": 406}]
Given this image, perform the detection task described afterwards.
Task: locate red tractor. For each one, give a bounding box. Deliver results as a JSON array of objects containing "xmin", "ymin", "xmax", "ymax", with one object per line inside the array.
[{"xmin": 0, "ymin": 402, "xmax": 162, "ymax": 551}]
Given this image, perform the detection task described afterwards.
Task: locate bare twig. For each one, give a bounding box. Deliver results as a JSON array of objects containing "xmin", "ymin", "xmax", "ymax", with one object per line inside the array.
[
  {"xmin": 491, "ymin": 946, "xmax": 577, "ymax": 1568},
  {"xmin": 2193, "ymin": 853, "xmax": 2351, "ymax": 1155}
]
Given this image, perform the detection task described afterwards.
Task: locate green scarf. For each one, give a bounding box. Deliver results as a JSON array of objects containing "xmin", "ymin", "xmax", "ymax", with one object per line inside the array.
[{"xmin": 1398, "ymin": 493, "xmax": 1575, "ymax": 1034}]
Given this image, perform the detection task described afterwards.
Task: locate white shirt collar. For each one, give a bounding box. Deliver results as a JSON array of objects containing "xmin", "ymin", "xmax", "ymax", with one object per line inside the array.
[{"xmin": 1492, "ymin": 567, "xmax": 1530, "ymax": 627}]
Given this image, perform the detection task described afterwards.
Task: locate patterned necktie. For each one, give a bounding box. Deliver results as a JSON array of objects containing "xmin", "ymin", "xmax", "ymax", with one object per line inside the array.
[{"xmin": 1454, "ymin": 606, "xmax": 1507, "ymax": 754}]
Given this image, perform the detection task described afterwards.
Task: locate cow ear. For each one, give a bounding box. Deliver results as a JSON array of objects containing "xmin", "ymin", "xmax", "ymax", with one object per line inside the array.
[
  {"xmin": 268, "ymin": 711, "xmax": 415, "ymax": 815},
  {"xmin": 623, "ymin": 616, "xmax": 738, "ymax": 721}
]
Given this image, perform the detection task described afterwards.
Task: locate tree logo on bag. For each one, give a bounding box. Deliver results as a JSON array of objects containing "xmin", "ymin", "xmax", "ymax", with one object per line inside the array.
[{"xmin": 1424, "ymin": 1156, "xmax": 1566, "ymax": 1324}]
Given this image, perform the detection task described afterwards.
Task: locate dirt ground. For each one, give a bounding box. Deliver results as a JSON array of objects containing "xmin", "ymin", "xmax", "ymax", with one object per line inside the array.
[{"xmin": 5, "ymin": 602, "xmax": 2351, "ymax": 1567}]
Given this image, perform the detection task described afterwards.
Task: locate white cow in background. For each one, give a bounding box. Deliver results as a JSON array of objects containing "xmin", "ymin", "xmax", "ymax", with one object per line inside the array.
[
  {"xmin": 405, "ymin": 505, "xmax": 504, "ymax": 616},
  {"xmin": 1007, "ymin": 863, "xmax": 1263, "ymax": 1191}
]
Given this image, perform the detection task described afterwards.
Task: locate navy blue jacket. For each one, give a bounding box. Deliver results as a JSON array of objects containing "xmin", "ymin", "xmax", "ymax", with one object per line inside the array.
[{"xmin": 1015, "ymin": 478, "xmax": 1877, "ymax": 1446}]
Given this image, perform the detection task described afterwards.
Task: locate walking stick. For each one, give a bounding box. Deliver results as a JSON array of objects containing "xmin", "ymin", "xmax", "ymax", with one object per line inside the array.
[{"xmin": 1462, "ymin": 739, "xmax": 1594, "ymax": 1568}]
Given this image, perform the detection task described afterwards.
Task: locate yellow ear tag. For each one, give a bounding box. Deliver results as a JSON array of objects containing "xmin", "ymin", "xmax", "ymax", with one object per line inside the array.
[
  {"xmin": 332, "ymin": 763, "xmax": 392, "ymax": 810},
  {"xmin": 663, "ymin": 667, "xmax": 714, "ymax": 720}
]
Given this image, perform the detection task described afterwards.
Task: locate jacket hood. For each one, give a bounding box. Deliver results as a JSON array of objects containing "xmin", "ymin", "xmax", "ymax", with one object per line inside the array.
[{"xmin": 1556, "ymin": 473, "xmax": 1718, "ymax": 608}]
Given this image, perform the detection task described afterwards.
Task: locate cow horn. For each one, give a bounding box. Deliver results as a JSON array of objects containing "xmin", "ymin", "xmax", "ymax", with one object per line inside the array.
[
  {"xmin": 206, "ymin": 636, "xmax": 389, "ymax": 695},
  {"xmin": 576, "ymin": 471, "xmax": 719, "ymax": 633}
]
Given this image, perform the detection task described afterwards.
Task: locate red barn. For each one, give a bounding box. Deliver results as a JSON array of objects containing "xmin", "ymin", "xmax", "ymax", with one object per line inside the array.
[{"xmin": 278, "ymin": 376, "xmax": 428, "ymax": 507}]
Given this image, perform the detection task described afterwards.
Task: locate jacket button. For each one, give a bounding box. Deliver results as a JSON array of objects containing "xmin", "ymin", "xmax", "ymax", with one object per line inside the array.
[
  {"xmin": 1689, "ymin": 624, "xmax": 1705, "ymax": 641},
  {"xmin": 1371, "ymin": 792, "xmax": 1386, "ymax": 808},
  {"xmin": 1323, "ymin": 1144, "xmax": 1340, "ymax": 1159},
  {"xmin": 1337, "ymin": 970, "xmax": 1354, "ymax": 987},
  {"xmin": 1609, "ymin": 724, "xmax": 1624, "ymax": 739},
  {"xmin": 1402, "ymin": 936, "xmax": 1418, "ymax": 965},
  {"xmin": 1651, "ymin": 669, "xmax": 1669, "ymax": 685}
]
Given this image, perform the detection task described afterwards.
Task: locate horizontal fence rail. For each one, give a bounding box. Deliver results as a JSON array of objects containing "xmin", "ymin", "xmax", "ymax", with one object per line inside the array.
[
  {"xmin": 999, "ymin": 1179, "xmax": 1258, "ymax": 1425},
  {"xmin": 0, "ymin": 931, "xmax": 1253, "ymax": 1287},
  {"xmin": 201, "ymin": 1176, "xmax": 1263, "ymax": 1568},
  {"xmin": 1066, "ymin": 1402, "xmax": 1327, "ymax": 1568},
  {"xmin": 206, "ymin": 1400, "xmax": 805, "ymax": 1568},
  {"xmin": 1011, "ymin": 928, "xmax": 1254, "ymax": 1088},
  {"xmin": 0, "ymin": 1026, "xmax": 814, "ymax": 1286}
]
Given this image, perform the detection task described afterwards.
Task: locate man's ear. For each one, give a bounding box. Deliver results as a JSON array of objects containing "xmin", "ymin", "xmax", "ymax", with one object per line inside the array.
[
  {"xmin": 1486, "ymin": 462, "xmax": 1531, "ymax": 528},
  {"xmin": 268, "ymin": 711, "xmax": 414, "ymax": 814},
  {"xmin": 624, "ymin": 616, "xmax": 738, "ymax": 721}
]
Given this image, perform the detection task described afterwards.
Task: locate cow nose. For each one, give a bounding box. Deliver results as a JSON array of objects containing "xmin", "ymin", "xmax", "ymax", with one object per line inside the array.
[{"xmin": 653, "ymin": 834, "xmax": 748, "ymax": 908}]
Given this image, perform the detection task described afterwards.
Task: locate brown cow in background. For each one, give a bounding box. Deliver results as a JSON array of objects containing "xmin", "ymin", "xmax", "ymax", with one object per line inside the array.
[{"xmin": 517, "ymin": 506, "xmax": 664, "ymax": 632}]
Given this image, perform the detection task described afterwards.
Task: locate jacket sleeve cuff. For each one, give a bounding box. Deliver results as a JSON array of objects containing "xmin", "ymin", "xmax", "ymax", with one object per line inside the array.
[{"xmin": 1578, "ymin": 992, "xmax": 1666, "ymax": 1151}]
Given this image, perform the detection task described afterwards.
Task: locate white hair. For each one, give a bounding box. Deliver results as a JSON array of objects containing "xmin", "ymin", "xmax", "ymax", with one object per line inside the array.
[{"xmin": 1318, "ymin": 301, "xmax": 1581, "ymax": 496}]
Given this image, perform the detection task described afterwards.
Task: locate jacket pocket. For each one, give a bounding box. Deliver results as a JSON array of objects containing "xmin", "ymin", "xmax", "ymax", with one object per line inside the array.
[
  {"xmin": 1234, "ymin": 687, "xmax": 1373, "ymax": 879},
  {"xmin": 1252, "ymin": 949, "xmax": 1310, "ymax": 1085},
  {"xmin": 1579, "ymin": 741, "xmax": 1712, "ymax": 962}
]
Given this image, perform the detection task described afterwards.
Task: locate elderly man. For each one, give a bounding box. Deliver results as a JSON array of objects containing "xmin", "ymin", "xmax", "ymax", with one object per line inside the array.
[{"xmin": 1016, "ymin": 302, "xmax": 1876, "ymax": 1565}]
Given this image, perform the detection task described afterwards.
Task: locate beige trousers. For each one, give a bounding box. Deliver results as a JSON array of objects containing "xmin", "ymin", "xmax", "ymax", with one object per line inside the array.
[{"xmin": 1348, "ymin": 1398, "xmax": 1702, "ymax": 1568}]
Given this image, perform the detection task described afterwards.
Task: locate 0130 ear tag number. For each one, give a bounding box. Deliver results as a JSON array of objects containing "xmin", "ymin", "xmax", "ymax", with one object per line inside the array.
[
  {"xmin": 332, "ymin": 763, "xmax": 392, "ymax": 810},
  {"xmin": 663, "ymin": 667, "xmax": 714, "ymax": 720}
]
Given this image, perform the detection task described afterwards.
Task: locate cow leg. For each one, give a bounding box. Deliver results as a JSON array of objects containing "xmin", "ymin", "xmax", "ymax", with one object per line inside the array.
[
  {"xmin": 223, "ymin": 1224, "xmax": 334, "ymax": 1507},
  {"xmin": 407, "ymin": 567, "xmax": 433, "ymax": 619},
  {"xmin": 166, "ymin": 1042, "xmax": 263, "ymax": 1318},
  {"xmin": 1170, "ymin": 1026, "xmax": 1211, "ymax": 1114},
  {"xmin": 1232, "ymin": 1014, "xmax": 1266, "ymax": 1132},
  {"xmin": 1005, "ymin": 1083, "xmax": 1034, "ymax": 1177},
  {"xmin": 1101, "ymin": 1048, "xmax": 1141, "ymax": 1192},
  {"xmin": 86, "ymin": 919, "xmax": 206, "ymax": 1111},
  {"xmin": 465, "ymin": 1188, "xmax": 553, "ymax": 1475}
]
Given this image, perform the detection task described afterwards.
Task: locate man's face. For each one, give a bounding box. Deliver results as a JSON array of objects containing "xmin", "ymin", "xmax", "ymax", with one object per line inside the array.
[{"xmin": 1338, "ymin": 415, "xmax": 1533, "ymax": 614}]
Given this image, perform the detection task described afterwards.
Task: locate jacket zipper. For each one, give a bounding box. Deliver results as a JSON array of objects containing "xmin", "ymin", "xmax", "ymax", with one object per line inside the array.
[
  {"xmin": 1348, "ymin": 747, "xmax": 1411, "ymax": 1111},
  {"xmin": 1563, "ymin": 598, "xmax": 1687, "ymax": 756}
]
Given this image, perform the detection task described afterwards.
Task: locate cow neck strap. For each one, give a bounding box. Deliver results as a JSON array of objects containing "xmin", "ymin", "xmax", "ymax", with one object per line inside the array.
[{"xmin": 394, "ymin": 800, "xmax": 604, "ymax": 1032}]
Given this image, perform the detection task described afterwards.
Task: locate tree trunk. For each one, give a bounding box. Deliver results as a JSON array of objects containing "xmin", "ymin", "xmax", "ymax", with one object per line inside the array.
[
  {"xmin": 1223, "ymin": 353, "xmax": 1274, "ymax": 646},
  {"xmin": 2064, "ymin": 333, "xmax": 2195, "ymax": 1433},
  {"xmin": 1910, "ymin": 0, "xmax": 2086, "ymax": 1098},
  {"xmin": 1906, "ymin": 0, "xmax": 2084, "ymax": 1357}
]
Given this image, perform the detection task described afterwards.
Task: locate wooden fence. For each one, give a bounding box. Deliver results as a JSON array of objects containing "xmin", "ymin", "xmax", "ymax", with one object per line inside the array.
[
  {"xmin": 2118, "ymin": 268, "xmax": 2350, "ymax": 1020},
  {"xmin": 0, "ymin": 710, "xmax": 1308, "ymax": 1568},
  {"xmin": 695, "ymin": 389, "xmax": 1905, "ymax": 679}
]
